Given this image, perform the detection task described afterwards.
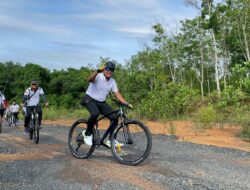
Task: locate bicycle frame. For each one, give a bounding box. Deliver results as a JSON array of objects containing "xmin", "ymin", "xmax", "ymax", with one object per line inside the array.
[{"xmin": 93, "ymin": 104, "xmax": 127, "ymax": 147}]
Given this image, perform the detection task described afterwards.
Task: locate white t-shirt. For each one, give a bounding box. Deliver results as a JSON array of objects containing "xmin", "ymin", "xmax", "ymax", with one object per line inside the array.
[
  {"xmin": 0, "ymin": 94, "xmax": 5, "ymax": 108},
  {"xmin": 86, "ymin": 73, "xmax": 118, "ymax": 102},
  {"xmin": 24, "ymin": 87, "xmax": 44, "ymax": 106},
  {"xmin": 9, "ymin": 104, "xmax": 20, "ymax": 113}
]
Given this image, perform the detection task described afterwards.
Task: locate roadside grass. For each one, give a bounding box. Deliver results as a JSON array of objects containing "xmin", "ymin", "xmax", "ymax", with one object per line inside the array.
[
  {"xmin": 190, "ymin": 104, "xmax": 250, "ymax": 141},
  {"xmin": 234, "ymin": 110, "xmax": 250, "ymax": 141},
  {"xmin": 43, "ymin": 107, "xmax": 89, "ymax": 120},
  {"xmin": 42, "ymin": 105, "xmax": 250, "ymax": 141},
  {"xmin": 168, "ymin": 122, "xmax": 177, "ymax": 135}
]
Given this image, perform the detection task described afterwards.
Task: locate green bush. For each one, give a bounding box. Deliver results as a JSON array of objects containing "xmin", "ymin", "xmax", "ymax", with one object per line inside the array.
[
  {"xmin": 140, "ymin": 83, "xmax": 197, "ymax": 120},
  {"xmin": 194, "ymin": 105, "xmax": 217, "ymax": 129},
  {"xmin": 234, "ymin": 109, "xmax": 250, "ymax": 141},
  {"xmin": 217, "ymin": 86, "xmax": 245, "ymax": 108}
]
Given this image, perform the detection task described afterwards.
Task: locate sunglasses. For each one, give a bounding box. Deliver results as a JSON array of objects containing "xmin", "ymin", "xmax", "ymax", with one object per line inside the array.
[
  {"xmin": 31, "ymin": 83, "xmax": 38, "ymax": 86},
  {"xmin": 105, "ymin": 67, "xmax": 114, "ymax": 72}
]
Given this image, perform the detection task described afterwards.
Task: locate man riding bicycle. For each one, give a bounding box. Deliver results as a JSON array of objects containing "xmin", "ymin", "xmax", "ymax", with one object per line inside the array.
[
  {"xmin": 9, "ymin": 100, "xmax": 20, "ymax": 123},
  {"xmin": 81, "ymin": 61, "xmax": 131, "ymax": 147},
  {"xmin": 22, "ymin": 80, "xmax": 48, "ymax": 134}
]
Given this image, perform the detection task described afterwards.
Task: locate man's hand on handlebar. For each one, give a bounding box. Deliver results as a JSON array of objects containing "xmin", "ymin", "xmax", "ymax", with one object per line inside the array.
[{"xmin": 123, "ymin": 102, "xmax": 133, "ymax": 109}]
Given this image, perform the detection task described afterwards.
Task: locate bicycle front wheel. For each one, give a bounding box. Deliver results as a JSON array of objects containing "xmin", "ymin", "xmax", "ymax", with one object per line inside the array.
[
  {"xmin": 33, "ymin": 117, "xmax": 39, "ymax": 144},
  {"xmin": 68, "ymin": 119, "xmax": 95, "ymax": 159},
  {"xmin": 111, "ymin": 120, "xmax": 152, "ymax": 166},
  {"xmin": 8, "ymin": 116, "xmax": 12, "ymax": 127},
  {"xmin": 29, "ymin": 121, "xmax": 33, "ymax": 140}
]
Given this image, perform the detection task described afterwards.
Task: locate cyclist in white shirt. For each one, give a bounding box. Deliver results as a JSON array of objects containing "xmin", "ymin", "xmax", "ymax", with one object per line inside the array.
[
  {"xmin": 22, "ymin": 80, "xmax": 48, "ymax": 134},
  {"xmin": 0, "ymin": 91, "xmax": 6, "ymax": 122},
  {"xmin": 9, "ymin": 100, "xmax": 20, "ymax": 122},
  {"xmin": 80, "ymin": 61, "xmax": 131, "ymax": 147}
]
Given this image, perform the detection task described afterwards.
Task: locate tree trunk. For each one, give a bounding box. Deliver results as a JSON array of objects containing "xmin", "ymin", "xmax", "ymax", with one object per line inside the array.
[
  {"xmin": 200, "ymin": 46, "xmax": 204, "ymax": 100},
  {"xmin": 206, "ymin": 0, "xmax": 220, "ymax": 96},
  {"xmin": 211, "ymin": 29, "xmax": 221, "ymax": 96},
  {"xmin": 166, "ymin": 50, "xmax": 175, "ymax": 83},
  {"xmin": 207, "ymin": 69, "xmax": 211, "ymax": 97},
  {"xmin": 242, "ymin": 21, "xmax": 250, "ymax": 61}
]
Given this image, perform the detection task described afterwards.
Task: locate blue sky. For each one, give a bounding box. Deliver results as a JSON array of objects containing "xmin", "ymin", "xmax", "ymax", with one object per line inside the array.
[{"xmin": 0, "ymin": 0, "xmax": 197, "ymax": 70}]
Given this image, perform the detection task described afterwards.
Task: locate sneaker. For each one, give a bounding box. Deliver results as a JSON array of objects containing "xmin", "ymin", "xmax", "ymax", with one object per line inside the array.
[
  {"xmin": 39, "ymin": 126, "xmax": 42, "ymax": 129},
  {"xmin": 104, "ymin": 139, "xmax": 124, "ymax": 148},
  {"xmin": 82, "ymin": 130, "xmax": 93, "ymax": 146},
  {"xmin": 103, "ymin": 139, "xmax": 111, "ymax": 148}
]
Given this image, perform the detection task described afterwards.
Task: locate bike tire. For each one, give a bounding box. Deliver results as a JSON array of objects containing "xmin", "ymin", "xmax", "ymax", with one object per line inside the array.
[
  {"xmin": 8, "ymin": 116, "xmax": 12, "ymax": 127},
  {"xmin": 68, "ymin": 119, "xmax": 95, "ymax": 159},
  {"xmin": 29, "ymin": 120, "xmax": 33, "ymax": 140},
  {"xmin": 13, "ymin": 116, "xmax": 16, "ymax": 126},
  {"xmin": 33, "ymin": 117, "xmax": 39, "ymax": 144},
  {"xmin": 111, "ymin": 119, "xmax": 152, "ymax": 166}
]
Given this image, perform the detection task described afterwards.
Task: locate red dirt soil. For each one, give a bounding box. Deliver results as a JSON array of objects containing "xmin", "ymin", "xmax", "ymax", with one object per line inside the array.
[{"xmin": 43, "ymin": 119, "xmax": 250, "ymax": 153}]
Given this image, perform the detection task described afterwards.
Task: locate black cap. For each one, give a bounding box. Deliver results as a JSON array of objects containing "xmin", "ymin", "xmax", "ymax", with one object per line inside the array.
[
  {"xmin": 31, "ymin": 80, "xmax": 38, "ymax": 85},
  {"xmin": 105, "ymin": 61, "xmax": 116, "ymax": 70}
]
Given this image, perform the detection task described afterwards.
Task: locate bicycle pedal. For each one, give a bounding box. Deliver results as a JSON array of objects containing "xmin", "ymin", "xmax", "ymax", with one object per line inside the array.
[{"xmin": 115, "ymin": 145, "xmax": 122, "ymax": 153}]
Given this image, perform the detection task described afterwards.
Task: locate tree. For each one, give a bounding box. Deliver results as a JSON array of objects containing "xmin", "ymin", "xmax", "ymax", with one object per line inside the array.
[{"xmin": 185, "ymin": 0, "xmax": 221, "ymax": 96}]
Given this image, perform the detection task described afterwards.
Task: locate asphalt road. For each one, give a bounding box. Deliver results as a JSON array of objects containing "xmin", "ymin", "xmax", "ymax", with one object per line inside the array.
[{"xmin": 0, "ymin": 123, "xmax": 250, "ymax": 190}]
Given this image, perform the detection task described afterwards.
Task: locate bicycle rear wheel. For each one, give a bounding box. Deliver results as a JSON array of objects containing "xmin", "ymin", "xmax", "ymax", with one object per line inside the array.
[
  {"xmin": 111, "ymin": 120, "xmax": 152, "ymax": 166},
  {"xmin": 68, "ymin": 119, "xmax": 95, "ymax": 159},
  {"xmin": 33, "ymin": 117, "xmax": 39, "ymax": 144}
]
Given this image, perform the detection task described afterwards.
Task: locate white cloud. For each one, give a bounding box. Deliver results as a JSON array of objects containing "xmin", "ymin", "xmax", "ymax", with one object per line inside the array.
[
  {"xmin": 70, "ymin": 0, "xmax": 196, "ymax": 37},
  {"xmin": 0, "ymin": 14, "xmax": 73, "ymax": 36},
  {"xmin": 113, "ymin": 26, "xmax": 154, "ymax": 37}
]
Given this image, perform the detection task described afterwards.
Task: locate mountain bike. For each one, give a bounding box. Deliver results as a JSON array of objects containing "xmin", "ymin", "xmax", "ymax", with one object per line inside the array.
[
  {"xmin": 68, "ymin": 99, "xmax": 152, "ymax": 166},
  {"xmin": 8, "ymin": 113, "xmax": 17, "ymax": 127},
  {"xmin": 28, "ymin": 106, "xmax": 40, "ymax": 144}
]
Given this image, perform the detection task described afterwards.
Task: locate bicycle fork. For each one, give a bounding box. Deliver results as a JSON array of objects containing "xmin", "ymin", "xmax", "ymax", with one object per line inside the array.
[{"xmin": 122, "ymin": 123, "xmax": 133, "ymax": 145}]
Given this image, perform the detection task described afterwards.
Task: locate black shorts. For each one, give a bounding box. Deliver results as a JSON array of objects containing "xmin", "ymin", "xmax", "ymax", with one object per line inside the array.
[{"xmin": 0, "ymin": 108, "xmax": 5, "ymax": 117}]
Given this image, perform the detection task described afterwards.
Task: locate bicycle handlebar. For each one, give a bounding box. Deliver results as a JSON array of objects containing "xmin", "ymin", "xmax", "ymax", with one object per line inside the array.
[{"xmin": 111, "ymin": 99, "xmax": 132, "ymax": 109}]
